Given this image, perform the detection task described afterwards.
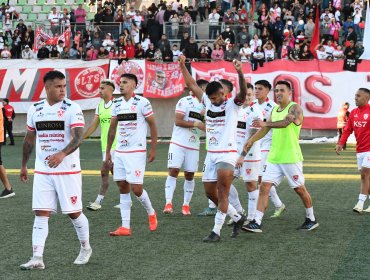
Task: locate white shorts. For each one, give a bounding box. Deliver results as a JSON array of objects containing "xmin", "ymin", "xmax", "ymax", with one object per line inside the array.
[
  {"xmin": 357, "ymin": 152, "xmax": 370, "ymax": 170},
  {"xmin": 234, "ymin": 160, "xmax": 260, "ymax": 182},
  {"xmin": 32, "ymin": 173, "xmax": 82, "ymax": 214},
  {"xmin": 262, "ymin": 161, "xmax": 305, "ymax": 188},
  {"xmin": 167, "ymin": 143, "xmax": 199, "ymax": 173},
  {"xmin": 113, "ymin": 151, "xmax": 146, "ymax": 184},
  {"xmin": 259, "ymin": 150, "xmax": 269, "ymax": 176},
  {"xmin": 102, "ymin": 150, "xmax": 115, "ymax": 162},
  {"xmin": 202, "ymin": 152, "xmax": 239, "ymax": 182}
]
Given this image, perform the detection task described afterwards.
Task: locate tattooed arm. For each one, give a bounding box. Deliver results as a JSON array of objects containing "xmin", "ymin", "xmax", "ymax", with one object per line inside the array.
[
  {"xmin": 47, "ymin": 127, "xmax": 84, "ymax": 168},
  {"xmin": 20, "ymin": 130, "xmax": 36, "ymax": 182}
]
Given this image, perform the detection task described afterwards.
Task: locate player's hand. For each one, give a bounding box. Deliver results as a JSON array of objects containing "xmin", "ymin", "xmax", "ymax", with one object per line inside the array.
[
  {"xmin": 148, "ymin": 149, "xmax": 156, "ymax": 162},
  {"xmin": 20, "ymin": 166, "xmax": 28, "ymax": 183},
  {"xmin": 233, "ymin": 59, "xmax": 243, "ymax": 72},
  {"xmin": 179, "ymin": 55, "xmax": 186, "ymax": 65},
  {"xmin": 103, "ymin": 152, "xmax": 113, "ymax": 169},
  {"xmin": 48, "ymin": 151, "xmax": 67, "ymax": 168},
  {"xmin": 236, "ymin": 155, "xmax": 244, "ymax": 168},
  {"xmin": 252, "ymin": 119, "xmax": 265, "ymax": 128},
  {"xmin": 243, "ymin": 140, "xmax": 253, "ymax": 154},
  {"xmin": 335, "ymin": 144, "xmax": 343, "ymax": 155}
]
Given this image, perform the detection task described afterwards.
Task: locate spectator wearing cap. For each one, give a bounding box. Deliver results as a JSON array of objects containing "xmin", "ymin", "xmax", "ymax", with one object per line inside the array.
[
  {"xmin": 75, "ymin": 4, "xmax": 86, "ymax": 32},
  {"xmin": 22, "ymin": 45, "xmax": 34, "ymax": 59},
  {"xmin": 0, "ymin": 45, "xmax": 11, "ymax": 59},
  {"xmin": 48, "ymin": 7, "xmax": 62, "ymax": 36}
]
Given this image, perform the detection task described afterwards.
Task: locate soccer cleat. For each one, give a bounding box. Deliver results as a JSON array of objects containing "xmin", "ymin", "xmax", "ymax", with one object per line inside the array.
[
  {"xmin": 353, "ymin": 202, "xmax": 363, "ymax": 213},
  {"xmin": 0, "ymin": 188, "xmax": 15, "ymax": 199},
  {"xmin": 227, "ymin": 209, "xmax": 246, "ymax": 226},
  {"xmin": 231, "ymin": 215, "xmax": 246, "ymax": 238},
  {"xmin": 20, "ymin": 257, "xmax": 45, "ymax": 270},
  {"xmin": 163, "ymin": 203, "xmax": 173, "ymax": 214},
  {"xmin": 197, "ymin": 207, "xmax": 217, "ymax": 216},
  {"xmin": 202, "ymin": 231, "xmax": 220, "ymax": 242},
  {"xmin": 182, "ymin": 205, "xmax": 191, "ymax": 215},
  {"xmin": 270, "ymin": 203, "xmax": 286, "ymax": 218},
  {"xmin": 86, "ymin": 202, "xmax": 101, "ymax": 211},
  {"xmin": 148, "ymin": 212, "xmax": 158, "ymax": 231},
  {"xmin": 363, "ymin": 206, "xmax": 370, "ymax": 213},
  {"xmin": 296, "ymin": 218, "xmax": 319, "ymax": 231},
  {"xmin": 73, "ymin": 247, "xmax": 92, "ymax": 265},
  {"xmin": 109, "ymin": 226, "xmax": 132, "ymax": 236},
  {"xmin": 242, "ymin": 219, "xmax": 263, "ymax": 233}
]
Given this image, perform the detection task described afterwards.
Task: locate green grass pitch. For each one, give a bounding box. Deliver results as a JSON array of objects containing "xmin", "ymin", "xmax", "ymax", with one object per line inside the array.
[{"xmin": 0, "ymin": 139, "xmax": 369, "ymax": 280}]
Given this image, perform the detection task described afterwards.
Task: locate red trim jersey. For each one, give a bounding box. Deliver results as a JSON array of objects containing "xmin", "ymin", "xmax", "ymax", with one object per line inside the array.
[
  {"xmin": 3, "ymin": 104, "xmax": 15, "ymax": 119},
  {"xmin": 26, "ymin": 98, "xmax": 85, "ymax": 174},
  {"xmin": 339, "ymin": 104, "xmax": 370, "ymax": 153},
  {"xmin": 202, "ymin": 94, "xmax": 242, "ymax": 153},
  {"xmin": 112, "ymin": 94, "xmax": 153, "ymax": 153},
  {"xmin": 170, "ymin": 95, "xmax": 203, "ymax": 150}
]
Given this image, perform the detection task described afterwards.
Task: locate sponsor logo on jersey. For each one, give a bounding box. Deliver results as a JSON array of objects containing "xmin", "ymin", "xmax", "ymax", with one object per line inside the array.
[
  {"xmin": 189, "ymin": 111, "xmax": 203, "ymax": 121},
  {"xmin": 70, "ymin": 196, "xmax": 78, "ymax": 204},
  {"xmin": 44, "ymin": 155, "xmax": 51, "ymax": 166},
  {"xmin": 364, "ymin": 114, "xmax": 368, "ymax": 120},
  {"xmin": 117, "ymin": 113, "xmax": 138, "ymax": 121},
  {"xmin": 100, "ymin": 118, "xmax": 111, "ymax": 124},
  {"xmin": 120, "ymin": 139, "xmax": 129, "ymax": 147},
  {"xmin": 209, "ymin": 137, "xmax": 218, "ymax": 145},
  {"xmin": 36, "ymin": 121, "xmax": 65, "ymax": 131},
  {"xmin": 41, "ymin": 145, "xmax": 57, "ymax": 152},
  {"xmin": 206, "ymin": 110, "xmax": 226, "ymax": 118},
  {"xmin": 237, "ymin": 121, "xmax": 246, "ymax": 129},
  {"xmin": 189, "ymin": 135, "xmax": 196, "ymax": 143},
  {"xmin": 131, "ymin": 105, "xmax": 136, "ymax": 112},
  {"xmin": 246, "ymin": 168, "xmax": 251, "ymax": 175},
  {"xmin": 354, "ymin": 121, "xmax": 367, "ymax": 127}
]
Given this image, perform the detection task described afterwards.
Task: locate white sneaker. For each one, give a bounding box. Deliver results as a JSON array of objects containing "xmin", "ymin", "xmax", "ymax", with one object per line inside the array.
[
  {"xmin": 353, "ymin": 202, "xmax": 363, "ymax": 213},
  {"xmin": 87, "ymin": 202, "xmax": 101, "ymax": 211},
  {"xmin": 73, "ymin": 247, "xmax": 92, "ymax": 265},
  {"xmin": 20, "ymin": 257, "xmax": 45, "ymax": 270}
]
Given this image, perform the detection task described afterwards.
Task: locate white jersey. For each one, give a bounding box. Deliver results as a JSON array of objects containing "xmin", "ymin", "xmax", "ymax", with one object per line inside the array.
[
  {"xmin": 202, "ymin": 94, "xmax": 242, "ymax": 153},
  {"xmin": 26, "ymin": 98, "xmax": 85, "ymax": 174},
  {"xmin": 171, "ymin": 95, "xmax": 204, "ymax": 150},
  {"xmin": 112, "ymin": 94, "xmax": 153, "ymax": 153},
  {"xmin": 251, "ymin": 98, "xmax": 276, "ymax": 151}
]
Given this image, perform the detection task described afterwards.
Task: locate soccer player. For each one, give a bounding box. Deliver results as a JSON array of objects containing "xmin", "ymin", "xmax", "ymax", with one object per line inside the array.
[
  {"xmin": 243, "ymin": 80, "xmax": 319, "ymax": 233},
  {"xmin": 83, "ymin": 79, "xmax": 118, "ymax": 211},
  {"xmin": 163, "ymin": 79, "xmax": 208, "ymax": 215},
  {"xmin": 179, "ymin": 55, "xmax": 247, "ymax": 242},
  {"xmin": 106, "ymin": 73, "xmax": 158, "ymax": 236},
  {"xmin": 336, "ymin": 102, "xmax": 350, "ymax": 150},
  {"xmin": 252, "ymin": 80, "xmax": 286, "ymax": 218},
  {"xmin": 0, "ymin": 104, "xmax": 14, "ymax": 198},
  {"xmin": 336, "ymin": 88, "xmax": 370, "ymax": 213},
  {"xmin": 20, "ymin": 71, "xmax": 92, "ymax": 270}
]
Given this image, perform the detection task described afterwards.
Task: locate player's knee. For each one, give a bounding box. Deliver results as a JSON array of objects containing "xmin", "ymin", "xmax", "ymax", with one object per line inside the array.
[
  {"xmin": 361, "ymin": 168, "xmax": 370, "ymax": 179},
  {"xmin": 132, "ymin": 184, "xmax": 143, "ymax": 196},
  {"xmin": 184, "ymin": 172, "xmax": 194, "ymax": 181},
  {"xmin": 169, "ymin": 168, "xmax": 180, "ymax": 177}
]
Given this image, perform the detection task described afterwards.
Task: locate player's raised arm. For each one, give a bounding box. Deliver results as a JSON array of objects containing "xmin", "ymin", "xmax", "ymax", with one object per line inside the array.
[
  {"xmin": 146, "ymin": 115, "xmax": 158, "ymax": 162},
  {"xmin": 20, "ymin": 130, "xmax": 36, "ymax": 182},
  {"xmin": 83, "ymin": 115, "xmax": 99, "ymax": 139},
  {"xmin": 178, "ymin": 55, "xmax": 204, "ymax": 102},
  {"xmin": 233, "ymin": 59, "xmax": 247, "ymax": 104}
]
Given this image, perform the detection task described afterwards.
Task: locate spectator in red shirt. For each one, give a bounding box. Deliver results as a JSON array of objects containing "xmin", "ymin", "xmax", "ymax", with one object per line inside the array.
[
  {"xmin": 336, "ymin": 88, "xmax": 370, "ymax": 213},
  {"xmin": 86, "ymin": 45, "xmax": 98, "ymax": 60},
  {"xmin": 124, "ymin": 39, "xmax": 135, "ymax": 59},
  {"xmin": 2, "ymin": 98, "xmax": 15, "ymax": 145}
]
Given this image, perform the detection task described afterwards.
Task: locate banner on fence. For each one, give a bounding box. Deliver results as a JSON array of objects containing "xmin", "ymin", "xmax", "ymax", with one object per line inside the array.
[{"xmin": 191, "ymin": 60, "xmax": 370, "ymax": 129}]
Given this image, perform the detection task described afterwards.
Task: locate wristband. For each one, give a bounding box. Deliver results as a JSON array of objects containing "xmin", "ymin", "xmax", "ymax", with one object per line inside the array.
[{"xmin": 241, "ymin": 151, "xmax": 247, "ymax": 157}]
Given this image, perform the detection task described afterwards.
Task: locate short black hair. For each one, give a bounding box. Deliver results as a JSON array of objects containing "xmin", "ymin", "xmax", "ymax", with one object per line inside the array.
[
  {"xmin": 196, "ymin": 79, "xmax": 209, "ymax": 89},
  {"xmin": 246, "ymin": 82, "xmax": 254, "ymax": 90},
  {"xmin": 121, "ymin": 73, "xmax": 138, "ymax": 86},
  {"xmin": 206, "ymin": 81, "xmax": 223, "ymax": 96},
  {"xmin": 255, "ymin": 80, "xmax": 271, "ymax": 90},
  {"xmin": 359, "ymin": 88, "xmax": 370, "ymax": 95},
  {"xmin": 43, "ymin": 70, "xmax": 66, "ymax": 84},
  {"xmin": 219, "ymin": 79, "xmax": 233, "ymax": 93},
  {"xmin": 3, "ymin": 98, "xmax": 9, "ymax": 104},
  {"xmin": 276, "ymin": 80, "xmax": 291, "ymax": 90}
]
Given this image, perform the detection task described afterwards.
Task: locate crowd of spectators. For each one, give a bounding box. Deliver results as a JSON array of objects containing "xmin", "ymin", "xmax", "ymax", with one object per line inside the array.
[{"xmin": 0, "ymin": 0, "xmax": 367, "ymax": 65}]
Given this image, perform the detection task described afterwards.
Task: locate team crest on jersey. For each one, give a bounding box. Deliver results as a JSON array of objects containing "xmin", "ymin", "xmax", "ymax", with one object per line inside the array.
[
  {"xmin": 246, "ymin": 169, "xmax": 251, "ymax": 175},
  {"xmin": 70, "ymin": 196, "xmax": 78, "ymax": 204},
  {"xmin": 57, "ymin": 109, "xmax": 65, "ymax": 118},
  {"xmin": 135, "ymin": 170, "xmax": 141, "ymax": 177},
  {"xmin": 364, "ymin": 114, "xmax": 368, "ymax": 120},
  {"xmin": 120, "ymin": 139, "xmax": 129, "ymax": 147},
  {"xmin": 189, "ymin": 135, "xmax": 196, "ymax": 143},
  {"xmin": 209, "ymin": 137, "xmax": 218, "ymax": 145},
  {"xmin": 292, "ymin": 175, "xmax": 299, "ymax": 181},
  {"xmin": 131, "ymin": 105, "xmax": 136, "ymax": 112},
  {"xmin": 44, "ymin": 155, "xmax": 51, "ymax": 166}
]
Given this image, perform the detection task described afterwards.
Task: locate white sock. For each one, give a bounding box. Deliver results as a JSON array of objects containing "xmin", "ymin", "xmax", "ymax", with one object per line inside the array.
[
  {"xmin": 208, "ymin": 199, "xmax": 217, "ymax": 209},
  {"xmin": 32, "ymin": 216, "xmax": 49, "ymax": 258},
  {"xmin": 165, "ymin": 176, "xmax": 177, "ymax": 204},
  {"xmin": 305, "ymin": 207, "xmax": 315, "ymax": 221},
  {"xmin": 247, "ymin": 190, "xmax": 259, "ymax": 221},
  {"xmin": 255, "ymin": 210, "xmax": 264, "ymax": 225},
  {"xmin": 183, "ymin": 179, "xmax": 195, "ymax": 206},
  {"xmin": 269, "ymin": 186, "xmax": 283, "ymax": 208},
  {"xmin": 359, "ymin": 194, "xmax": 367, "ymax": 204},
  {"xmin": 212, "ymin": 210, "xmax": 226, "ymax": 236},
  {"xmin": 71, "ymin": 213, "xmax": 91, "ymax": 250},
  {"xmin": 120, "ymin": 193, "xmax": 132, "ymax": 229},
  {"xmin": 227, "ymin": 204, "xmax": 242, "ymax": 222},
  {"xmin": 95, "ymin": 194, "xmax": 104, "ymax": 204},
  {"xmin": 137, "ymin": 189, "xmax": 155, "ymax": 215},
  {"xmin": 228, "ymin": 184, "xmax": 243, "ymax": 213}
]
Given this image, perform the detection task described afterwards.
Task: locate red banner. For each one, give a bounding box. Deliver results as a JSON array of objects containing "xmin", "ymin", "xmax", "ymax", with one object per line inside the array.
[
  {"xmin": 143, "ymin": 61, "xmax": 185, "ymax": 98},
  {"xmin": 191, "ymin": 60, "xmax": 370, "ymax": 129},
  {"xmin": 34, "ymin": 27, "xmax": 71, "ymax": 52}
]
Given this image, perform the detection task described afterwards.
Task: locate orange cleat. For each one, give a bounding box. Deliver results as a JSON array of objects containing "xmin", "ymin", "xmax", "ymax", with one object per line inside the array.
[
  {"xmin": 148, "ymin": 212, "xmax": 158, "ymax": 231},
  {"xmin": 182, "ymin": 205, "xmax": 191, "ymax": 216},
  {"xmin": 163, "ymin": 203, "xmax": 173, "ymax": 214},
  {"xmin": 109, "ymin": 226, "xmax": 132, "ymax": 236}
]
